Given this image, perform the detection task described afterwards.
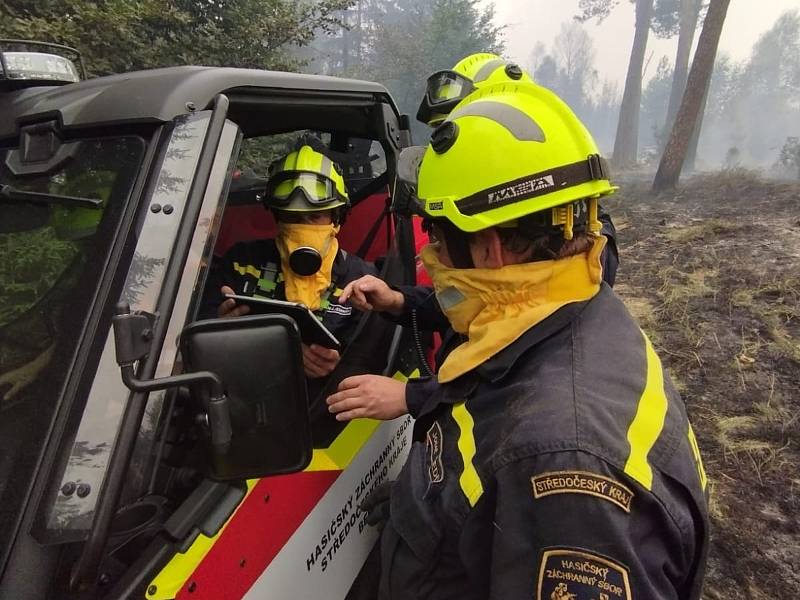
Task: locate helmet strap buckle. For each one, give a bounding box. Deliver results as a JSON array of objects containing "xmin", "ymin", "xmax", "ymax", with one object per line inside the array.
[
  {"xmin": 551, "ymin": 204, "xmax": 575, "ymax": 241},
  {"xmin": 587, "ymin": 154, "xmax": 607, "ymax": 181},
  {"xmin": 587, "ymin": 197, "xmax": 602, "ymax": 235}
]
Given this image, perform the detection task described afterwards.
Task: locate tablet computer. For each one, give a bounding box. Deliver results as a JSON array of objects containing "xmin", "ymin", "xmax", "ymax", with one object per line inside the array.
[{"xmin": 224, "ymin": 294, "xmax": 341, "ymax": 350}]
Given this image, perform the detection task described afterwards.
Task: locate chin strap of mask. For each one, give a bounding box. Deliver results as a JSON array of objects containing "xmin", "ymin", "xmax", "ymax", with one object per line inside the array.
[
  {"xmin": 514, "ymin": 197, "xmax": 602, "ymax": 241},
  {"xmin": 425, "ymin": 197, "xmax": 602, "ymax": 270}
]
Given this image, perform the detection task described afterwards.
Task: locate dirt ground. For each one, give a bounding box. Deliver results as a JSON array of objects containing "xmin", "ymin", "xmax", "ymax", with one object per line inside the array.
[{"xmin": 604, "ymin": 171, "xmax": 800, "ymax": 599}]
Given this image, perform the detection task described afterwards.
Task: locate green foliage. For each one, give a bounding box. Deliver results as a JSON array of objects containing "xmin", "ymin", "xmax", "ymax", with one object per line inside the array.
[
  {"xmin": 237, "ymin": 133, "xmax": 306, "ymax": 172},
  {"xmin": 699, "ymin": 10, "xmax": 800, "ymax": 166},
  {"xmin": 306, "ymin": 0, "xmax": 503, "ymax": 138},
  {"xmin": 528, "ymin": 27, "xmax": 619, "ymax": 152},
  {"xmin": 0, "ymin": 227, "xmax": 77, "ymax": 326},
  {"xmin": 650, "ymin": 0, "xmax": 680, "ymax": 37},
  {"xmin": 576, "ymin": 0, "xmax": 623, "ymax": 23},
  {"xmin": 353, "ymin": 0, "xmax": 504, "ymax": 138},
  {"xmin": 743, "ymin": 9, "xmax": 800, "ymax": 97},
  {"xmin": 577, "ymin": 0, "xmax": 695, "ymax": 38},
  {"xmin": 651, "ymin": 0, "xmax": 708, "ymax": 39},
  {"xmin": 0, "ymin": 0, "xmax": 354, "ymax": 76}
]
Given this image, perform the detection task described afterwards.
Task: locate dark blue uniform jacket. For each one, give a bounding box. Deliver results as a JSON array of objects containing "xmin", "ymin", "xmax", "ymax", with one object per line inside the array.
[{"xmin": 379, "ymin": 285, "xmax": 709, "ymax": 600}]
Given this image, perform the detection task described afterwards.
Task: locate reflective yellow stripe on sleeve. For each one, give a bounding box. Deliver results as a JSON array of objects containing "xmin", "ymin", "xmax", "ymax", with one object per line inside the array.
[
  {"xmin": 687, "ymin": 423, "xmax": 708, "ymax": 491},
  {"xmin": 624, "ymin": 332, "xmax": 669, "ymax": 491},
  {"xmin": 452, "ymin": 401, "xmax": 484, "ymax": 507},
  {"xmin": 232, "ymin": 262, "xmax": 261, "ymax": 278}
]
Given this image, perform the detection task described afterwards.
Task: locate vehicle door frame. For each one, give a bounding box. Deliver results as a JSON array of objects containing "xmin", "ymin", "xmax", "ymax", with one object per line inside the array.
[{"xmin": 0, "ymin": 119, "xmax": 164, "ymax": 595}]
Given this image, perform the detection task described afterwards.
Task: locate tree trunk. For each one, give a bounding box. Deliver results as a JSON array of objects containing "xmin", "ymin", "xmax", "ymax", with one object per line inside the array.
[
  {"xmin": 356, "ymin": 0, "xmax": 363, "ymax": 64},
  {"xmin": 684, "ymin": 79, "xmax": 709, "ymax": 171},
  {"xmin": 653, "ymin": 0, "xmax": 730, "ymax": 191},
  {"xmin": 341, "ymin": 10, "xmax": 350, "ymax": 72},
  {"xmin": 661, "ymin": 0, "xmax": 701, "ymax": 148},
  {"xmin": 612, "ymin": 0, "xmax": 654, "ymax": 167}
]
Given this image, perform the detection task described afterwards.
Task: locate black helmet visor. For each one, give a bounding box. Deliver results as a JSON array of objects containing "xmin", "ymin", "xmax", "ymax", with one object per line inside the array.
[{"xmin": 416, "ymin": 70, "xmax": 475, "ymax": 126}]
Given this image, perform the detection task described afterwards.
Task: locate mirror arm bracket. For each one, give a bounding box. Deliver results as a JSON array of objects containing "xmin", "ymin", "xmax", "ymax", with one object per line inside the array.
[
  {"xmin": 119, "ymin": 365, "xmax": 231, "ymax": 453},
  {"xmin": 113, "ymin": 303, "xmax": 231, "ymax": 451}
]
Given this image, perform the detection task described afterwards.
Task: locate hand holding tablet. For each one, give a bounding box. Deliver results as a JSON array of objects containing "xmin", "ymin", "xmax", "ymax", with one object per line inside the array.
[{"xmin": 223, "ymin": 294, "xmax": 341, "ymax": 350}]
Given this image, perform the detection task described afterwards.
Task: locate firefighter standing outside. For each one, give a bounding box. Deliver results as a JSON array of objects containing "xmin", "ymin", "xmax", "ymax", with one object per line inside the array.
[
  {"xmin": 371, "ymin": 82, "xmax": 709, "ymax": 599},
  {"xmin": 329, "ymin": 52, "xmax": 618, "ymax": 423}
]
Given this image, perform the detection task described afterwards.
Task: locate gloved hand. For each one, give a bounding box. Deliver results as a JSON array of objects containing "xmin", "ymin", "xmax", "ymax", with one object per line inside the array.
[{"xmin": 360, "ymin": 480, "xmax": 394, "ymax": 529}]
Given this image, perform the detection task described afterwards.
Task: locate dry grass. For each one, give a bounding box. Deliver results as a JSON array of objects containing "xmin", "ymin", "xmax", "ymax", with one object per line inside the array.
[
  {"xmin": 730, "ymin": 288, "xmax": 755, "ymax": 308},
  {"xmin": 713, "ymin": 377, "xmax": 797, "ymax": 487},
  {"xmin": 766, "ymin": 318, "xmax": 800, "ymax": 363},
  {"xmin": 611, "ymin": 173, "xmax": 800, "ymax": 599},
  {"xmin": 664, "ymin": 220, "xmax": 740, "ymax": 244},
  {"xmin": 615, "ymin": 282, "xmax": 657, "ymax": 326}
]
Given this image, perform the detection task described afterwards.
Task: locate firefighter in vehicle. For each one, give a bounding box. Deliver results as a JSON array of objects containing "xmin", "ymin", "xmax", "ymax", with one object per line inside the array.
[
  {"xmin": 202, "ymin": 145, "xmax": 376, "ymax": 384},
  {"xmin": 2, "ymin": 42, "xmax": 423, "ymax": 600},
  {"xmin": 370, "ymin": 82, "xmax": 710, "ymax": 599}
]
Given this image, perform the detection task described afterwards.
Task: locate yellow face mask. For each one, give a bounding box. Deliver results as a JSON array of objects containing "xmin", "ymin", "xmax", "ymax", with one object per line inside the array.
[
  {"xmin": 276, "ymin": 222, "xmax": 340, "ymax": 310},
  {"xmin": 421, "ymin": 235, "xmax": 606, "ymax": 382}
]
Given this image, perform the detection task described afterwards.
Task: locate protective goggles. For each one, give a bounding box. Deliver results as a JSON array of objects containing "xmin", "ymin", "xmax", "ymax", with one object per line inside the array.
[
  {"xmin": 416, "ymin": 70, "xmax": 475, "ymax": 125},
  {"xmin": 263, "ymin": 170, "xmax": 346, "ymax": 208}
]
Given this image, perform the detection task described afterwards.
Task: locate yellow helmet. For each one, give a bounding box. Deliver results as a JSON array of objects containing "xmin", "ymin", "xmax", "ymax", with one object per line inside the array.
[
  {"xmin": 414, "ymin": 81, "xmax": 615, "ymax": 233},
  {"xmin": 417, "ymin": 52, "xmax": 534, "ymax": 126},
  {"xmin": 452, "ymin": 52, "xmax": 532, "ymax": 85},
  {"xmin": 264, "ymin": 145, "xmax": 348, "ymax": 213}
]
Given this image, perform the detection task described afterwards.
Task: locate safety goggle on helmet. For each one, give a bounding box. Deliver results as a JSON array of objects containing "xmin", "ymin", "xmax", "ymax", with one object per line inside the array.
[
  {"xmin": 416, "ymin": 53, "xmax": 529, "ymax": 127},
  {"xmin": 416, "ymin": 70, "xmax": 476, "ymax": 127},
  {"xmin": 263, "ymin": 145, "xmax": 349, "ymax": 213}
]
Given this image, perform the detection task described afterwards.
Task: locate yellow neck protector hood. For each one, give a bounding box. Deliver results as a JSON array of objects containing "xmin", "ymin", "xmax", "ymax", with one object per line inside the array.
[
  {"xmin": 276, "ymin": 222, "xmax": 339, "ymax": 310},
  {"xmin": 422, "ymin": 236, "xmax": 606, "ymax": 383}
]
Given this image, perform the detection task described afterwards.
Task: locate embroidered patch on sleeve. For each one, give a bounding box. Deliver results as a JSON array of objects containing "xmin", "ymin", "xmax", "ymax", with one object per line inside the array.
[
  {"xmin": 531, "ymin": 471, "xmax": 634, "ymax": 513},
  {"xmin": 537, "ymin": 548, "xmax": 631, "ymax": 600},
  {"xmin": 325, "ymin": 303, "xmax": 353, "ymax": 316},
  {"xmin": 426, "ymin": 421, "xmax": 444, "ymax": 483}
]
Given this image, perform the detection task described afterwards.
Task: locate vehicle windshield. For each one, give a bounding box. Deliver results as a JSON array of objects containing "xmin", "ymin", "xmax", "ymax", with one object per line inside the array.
[{"xmin": 0, "ymin": 136, "xmax": 145, "ymax": 565}]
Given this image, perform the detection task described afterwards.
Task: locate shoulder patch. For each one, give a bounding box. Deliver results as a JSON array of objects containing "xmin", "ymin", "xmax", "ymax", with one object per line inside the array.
[
  {"xmin": 531, "ymin": 471, "xmax": 634, "ymax": 513},
  {"xmin": 426, "ymin": 421, "xmax": 444, "ymax": 483},
  {"xmin": 537, "ymin": 548, "xmax": 631, "ymax": 600}
]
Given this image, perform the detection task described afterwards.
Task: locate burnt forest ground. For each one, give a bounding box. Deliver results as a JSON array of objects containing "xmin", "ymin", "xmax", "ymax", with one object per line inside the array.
[{"xmin": 605, "ymin": 170, "xmax": 800, "ymax": 599}]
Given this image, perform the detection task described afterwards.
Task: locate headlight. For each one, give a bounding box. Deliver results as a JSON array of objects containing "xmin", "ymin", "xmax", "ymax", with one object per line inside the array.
[{"xmin": 1, "ymin": 51, "xmax": 80, "ymax": 83}]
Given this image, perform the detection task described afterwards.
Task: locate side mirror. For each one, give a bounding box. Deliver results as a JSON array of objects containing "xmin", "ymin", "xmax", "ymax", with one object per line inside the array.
[
  {"xmin": 180, "ymin": 314, "xmax": 312, "ymax": 481},
  {"xmin": 391, "ymin": 145, "xmax": 426, "ymax": 216}
]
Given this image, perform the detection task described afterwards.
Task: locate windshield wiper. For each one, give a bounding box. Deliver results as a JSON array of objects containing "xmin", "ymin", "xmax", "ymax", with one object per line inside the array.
[{"xmin": 0, "ymin": 184, "xmax": 102, "ymax": 208}]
